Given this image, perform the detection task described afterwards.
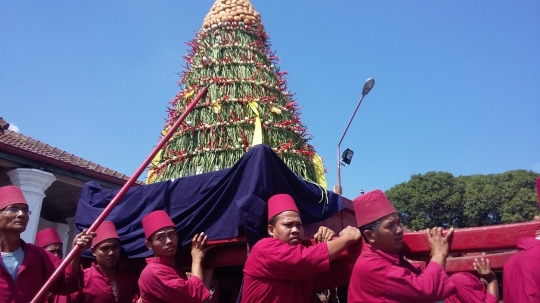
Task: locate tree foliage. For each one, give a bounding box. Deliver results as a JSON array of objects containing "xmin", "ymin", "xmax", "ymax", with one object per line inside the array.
[{"xmin": 385, "ymin": 170, "xmax": 539, "ymax": 230}]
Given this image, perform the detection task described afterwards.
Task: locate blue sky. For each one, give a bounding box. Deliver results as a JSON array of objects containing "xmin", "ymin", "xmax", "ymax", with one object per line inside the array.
[{"xmin": 2, "ymin": 1, "xmax": 539, "ymax": 199}]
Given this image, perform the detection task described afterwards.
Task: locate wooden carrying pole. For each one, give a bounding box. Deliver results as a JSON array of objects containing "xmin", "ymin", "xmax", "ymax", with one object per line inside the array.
[{"xmin": 31, "ymin": 87, "xmax": 208, "ymax": 303}]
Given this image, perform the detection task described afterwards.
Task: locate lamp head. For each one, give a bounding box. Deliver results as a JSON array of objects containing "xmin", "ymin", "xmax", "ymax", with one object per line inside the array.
[
  {"xmin": 340, "ymin": 148, "xmax": 354, "ymax": 165},
  {"xmin": 362, "ymin": 78, "xmax": 375, "ymax": 96}
]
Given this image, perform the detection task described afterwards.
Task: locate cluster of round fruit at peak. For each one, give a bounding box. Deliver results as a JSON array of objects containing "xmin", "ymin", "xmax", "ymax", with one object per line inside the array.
[{"xmin": 202, "ymin": 0, "xmax": 262, "ymax": 29}]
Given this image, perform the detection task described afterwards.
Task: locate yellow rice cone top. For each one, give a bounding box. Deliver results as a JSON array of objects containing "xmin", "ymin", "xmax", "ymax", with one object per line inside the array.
[{"xmin": 202, "ymin": 0, "xmax": 262, "ymax": 29}]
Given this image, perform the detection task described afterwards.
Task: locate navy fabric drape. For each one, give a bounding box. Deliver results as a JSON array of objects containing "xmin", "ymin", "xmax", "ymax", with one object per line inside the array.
[{"xmin": 75, "ymin": 144, "xmax": 344, "ymax": 258}]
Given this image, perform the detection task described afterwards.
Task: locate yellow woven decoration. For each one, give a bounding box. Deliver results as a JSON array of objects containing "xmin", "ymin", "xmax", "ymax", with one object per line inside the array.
[{"xmin": 248, "ymin": 100, "xmax": 263, "ymax": 146}]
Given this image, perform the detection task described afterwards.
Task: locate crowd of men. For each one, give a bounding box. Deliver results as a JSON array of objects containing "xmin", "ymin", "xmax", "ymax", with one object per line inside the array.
[{"xmin": 0, "ymin": 183, "xmax": 539, "ymax": 302}]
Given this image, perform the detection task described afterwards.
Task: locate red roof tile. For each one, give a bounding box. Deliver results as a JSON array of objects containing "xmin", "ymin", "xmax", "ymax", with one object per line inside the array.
[{"xmin": 0, "ymin": 130, "xmax": 144, "ymax": 185}]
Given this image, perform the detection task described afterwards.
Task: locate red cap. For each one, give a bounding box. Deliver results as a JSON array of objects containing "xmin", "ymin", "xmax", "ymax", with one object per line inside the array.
[
  {"xmin": 267, "ymin": 194, "xmax": 299, "ymax": 221},
  {"xmin": 92, "ymin": 221, "xmax": 120, "ymax": 247},
  {"xmin": 35, "ymin": 228, "xmax": 62, "ymax": 248},
  {"xmin": 0, "ymin": 186, "xmax": 27, "ymax": 210},
  {"xmin": 142, "ymin": 210, "xmax": 175, "ymax": 239},
  {"xmin": 353, "ymin": 189, "xmax": 396, "ymax": 227}
]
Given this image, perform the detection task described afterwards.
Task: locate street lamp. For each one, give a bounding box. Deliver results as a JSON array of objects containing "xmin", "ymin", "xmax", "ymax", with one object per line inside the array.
[
  {"xmin": 334, "ymin": 78, "xmax": 375, "ymax": 195},
  {"xmin": 340, "ymin": 148, "xmax": 354, "ymax": 165}
]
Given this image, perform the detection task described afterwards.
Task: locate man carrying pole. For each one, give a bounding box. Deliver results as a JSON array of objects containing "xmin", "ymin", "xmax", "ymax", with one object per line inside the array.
[
  {"xmin": 241, "ymin": 193, "xmax": 360, "ymax": 303},
  {"xmin": 35, "ymin": 227, "xmax": 71, "ymax": 303},
  {"xmin": 71, "ymin": 221, "xmax": 139, "ymax": 303},
  {"xmin": 502, "ymin": 177, "xmax": 540, "ymax": 303},
  {"xmin": 36, "ymin": 228, "xmax": 64, "ymax": 260},
  {"xmin": 348, "ymin": 189, "xmax": 456, "ymax": 302},
  {"xmin": 138, "ymin": 210, "xmax": 213, "ymax": 303},
  {"xmin": 0, "ymin": 185, "xmax": 94, "ymax": 303}
]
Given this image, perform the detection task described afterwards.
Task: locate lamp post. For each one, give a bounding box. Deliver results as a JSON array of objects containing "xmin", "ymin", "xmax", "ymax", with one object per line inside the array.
[{"xmin": 334, "ymin": 78, "xmax": 375, "ymax": 195}]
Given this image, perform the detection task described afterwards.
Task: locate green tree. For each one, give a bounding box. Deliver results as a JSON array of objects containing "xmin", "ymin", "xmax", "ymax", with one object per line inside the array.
[
  {"xmin": 386, "ymin": 172, "xmax": 464, "ymax": 230},
  {"xmin": 462, "ymin": 174, "xmax": 502, "ymax": 226},
  {"xmin": 385, "ymin": 170, "xmax": 539, "ymax": 230},
  {"xmin": 496, "ymin": 170, "xmax": 539, "ymax": 223}
]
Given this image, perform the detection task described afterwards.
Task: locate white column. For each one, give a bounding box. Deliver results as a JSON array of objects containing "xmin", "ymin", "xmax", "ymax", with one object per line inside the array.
[
  {"xmin": 64, "ymin": 217, "xmax": 77, "ymax": 257},
  {"xmin": 56, "ymin": 223, "xmax": 71, "ymax": 256},
  {"xmin": 8, "ymin": 168, "xmax": 56, "ymax": 243}
]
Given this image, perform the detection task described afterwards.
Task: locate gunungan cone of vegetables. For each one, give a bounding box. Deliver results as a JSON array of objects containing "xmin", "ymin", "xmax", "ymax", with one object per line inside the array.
[{"xmin": 148, "ymin": 0, "xmax": 324, "ymax": 186}]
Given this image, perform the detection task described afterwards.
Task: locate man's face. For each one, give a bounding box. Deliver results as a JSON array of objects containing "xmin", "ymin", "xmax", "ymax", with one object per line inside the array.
[
  {"xmin": 92, "ymin": 239, "xmax": 121, "ymax": 270},
  {"xmin": 44, "ymin": 243, "xmax": 64, "ymax": 259},
  {"xmin": 371, "ymin": 213, "xmax": 404, "ymax": 254},
  {"xmin": 146, "ymin": 227, "xmax": 178, "ymax": 258},
  {"xmin": 268, "ymin": 211, "xmax": 304, "ymax": 246},
  {"xmin": 0, "ymin": 204, "xmax": 29, "ymax": 233}
]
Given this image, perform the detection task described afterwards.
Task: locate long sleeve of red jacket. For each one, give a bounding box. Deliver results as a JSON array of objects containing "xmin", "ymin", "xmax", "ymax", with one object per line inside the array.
[
  {"xmin": 138, "ymin": 260, "xmax": 210, "ymax": 303},
  {"xmin": 244, "ymin": 238, "xmax": 329, "ymax": 280}
]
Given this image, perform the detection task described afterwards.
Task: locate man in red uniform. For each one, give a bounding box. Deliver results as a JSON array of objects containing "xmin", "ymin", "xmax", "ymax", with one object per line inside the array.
[
  {"xmin": 71, "ymin": 221, "xmax": 140, "ymax": 303},
  {"xmin": 445, "ymin": 257, "xmax": 498, "ymax": 303},
  {"xmin": 503, "ymin": 230, "xmax": 540, "ymax": 302},
  {"xmin": 241, "ymin": 193, "xmax": 361, "ymax": 303},
  {"xmin": 348, "ymin": 189, "xmax": 456, "ymax": 303},
  {"xmin": 138, "ymin": 210, "xmax": 212, "ymax": 303},
  {"xmin": 0, "ymin": 185, "xmax": 93, "ymax": 303},
  {"xmin": 503, "ymin": 178, "xmax": 540, "ymax": 303},
  {"xmin": 36, "ymin": 228, "xmax": 64, "ymax": 259},
  {"xmin": 36, "ymin": 227, "xmax": 72, "ymax": 303}
]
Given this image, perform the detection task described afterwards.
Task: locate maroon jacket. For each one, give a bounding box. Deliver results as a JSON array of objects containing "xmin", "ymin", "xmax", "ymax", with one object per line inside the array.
[
  {"xmin": 0, "ymin": 241, "xmax": 83, "ymax": 303},
  {"xmin": 445, "ymin": 272, "xmax": 497, "ymax": 303},
  {"xmin": 348, "ymin": 243, "xmax": 456, "ymax": 303},
  {"xmin": 138, "ymin": 257, "xmax": 210, "ymax": 303},
  {"xmin": 503, "ymin": 237, "xmax": 540, "ymax": 303},
  {"xmin": 70, "ymin": 262, "xmax": 140, "ymax": 303},
  {"xmin": 241, "ymin": 238, "xmax": 351, "ymax": 303}
]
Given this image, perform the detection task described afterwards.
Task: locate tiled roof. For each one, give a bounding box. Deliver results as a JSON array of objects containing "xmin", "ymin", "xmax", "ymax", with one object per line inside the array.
[{"xmin": 0, "ymin": 129, "xmax": 144, "ymax": 185}]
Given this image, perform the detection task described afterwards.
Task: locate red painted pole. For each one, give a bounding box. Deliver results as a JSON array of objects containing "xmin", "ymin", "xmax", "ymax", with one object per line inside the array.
[{"xmin": 31, "ymin": 87, "xmax": 208, "ymax": 303}]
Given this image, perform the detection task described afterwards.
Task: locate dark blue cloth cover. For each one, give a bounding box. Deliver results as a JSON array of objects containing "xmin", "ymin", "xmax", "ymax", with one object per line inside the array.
[{"xmin": 75, "ymin": 144, "xmax": 344, "ymax": 258}]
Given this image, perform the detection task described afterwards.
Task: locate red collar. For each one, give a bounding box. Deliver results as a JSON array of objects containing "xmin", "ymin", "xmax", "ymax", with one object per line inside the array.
[
  {"xmin": 146, "ymin": 256, "xmax": 174, "ymax": 266},
  {"xmin": 91, "ymin": 262, "xmax": 118, "ymax": 276},
  {"xmin": 363, "ymin": 242, "xmax": 401, "ymax": 265},
  {"xmin": 517, "ymin": 237, "xmax": 540, "ymax": 250}
]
